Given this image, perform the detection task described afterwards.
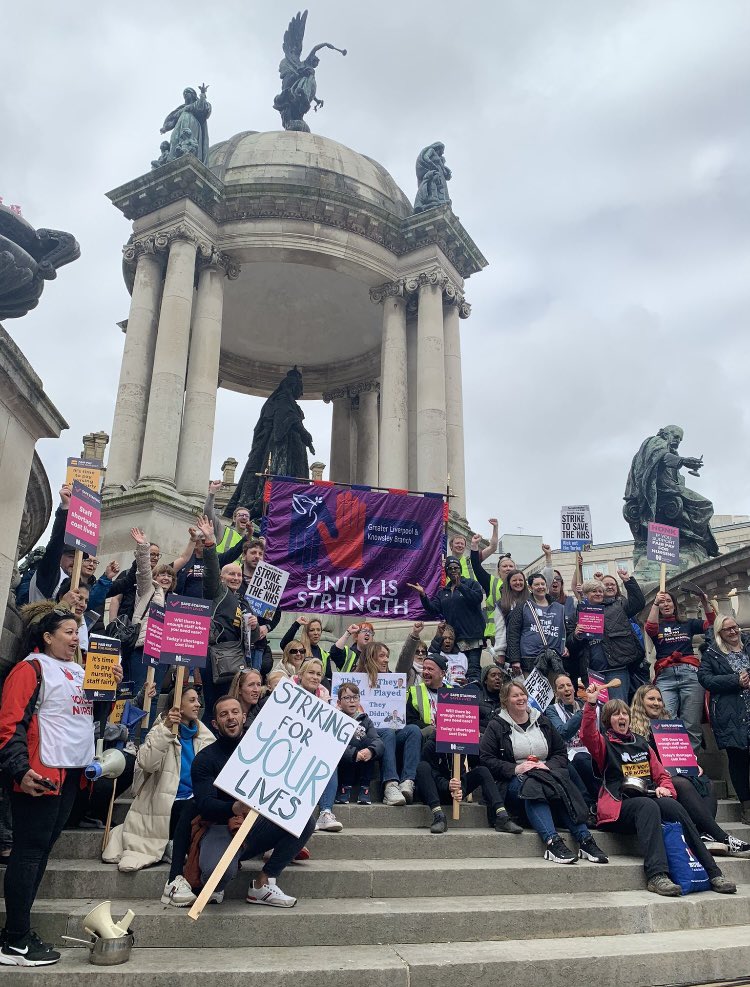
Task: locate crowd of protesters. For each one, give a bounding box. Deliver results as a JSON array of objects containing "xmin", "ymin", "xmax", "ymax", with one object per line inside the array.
[{"xmin": 1, "ymin": 481, "xmax": 749, "ymax": 966}]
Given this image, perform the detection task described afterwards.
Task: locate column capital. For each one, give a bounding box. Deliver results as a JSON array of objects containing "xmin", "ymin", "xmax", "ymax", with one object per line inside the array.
[
  {"xmin": 350, "ymin": 379, "xmax": 380, "ymax": 397},
  {"xmin": 369, "ymin": 279, "xmax": 405, "ymax": 303},
  {"xmin": 322, "ymin": 386, "xmax": 351, "ymax": 403},
  {"xmin": 401, "ymin": 266, "xmax": 471, "ymax": 317},
  {"xmin": 122, "ymin": 233, "xmax": 163, "ymax": 264},
  {"xmin": 197, "ymin": 243, "xmax": 241, "ymax": 280}
]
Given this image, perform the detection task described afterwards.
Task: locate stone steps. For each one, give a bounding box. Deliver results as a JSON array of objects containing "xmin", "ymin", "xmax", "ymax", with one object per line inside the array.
[
  {"xmin": 102, "ymin": 795, "xmax": 741, "ymax": 828},
  {"xmin": 9, "ymin": 926, "xmax": 750, "ymax": 987},
  {"xmin": 51, "ymin": 819, "xmax": 750, "ymax": 862},
  {"xmin": 16, "ymin": 888, "xmax": 750, "ymax": 950}
]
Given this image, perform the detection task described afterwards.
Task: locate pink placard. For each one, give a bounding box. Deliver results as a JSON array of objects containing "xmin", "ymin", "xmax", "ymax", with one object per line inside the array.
[
  {"xmin": 143, "ymin": 603, "xmax": 164, "ymax": 667},
  {"xmin": 651, "ymin": 719, "xmax": 699, "ymax": 776},
  {"xmin": 160, "ymin": 594, "xmax": 211, "ymax": 667},
  {"xmin": 435, "ymin": 689, "xmax": 480, "ymax": 754},
  {"xmin": 63, "ymin": 481, "xmax": 101, "ymax": 556},
  {"xmin": 588, "ymin": 670, "xmax": 609, "ymax": 704},
  {"xmin": 578, "ymin": 607, "xmax": 605, "ymax": 636}
]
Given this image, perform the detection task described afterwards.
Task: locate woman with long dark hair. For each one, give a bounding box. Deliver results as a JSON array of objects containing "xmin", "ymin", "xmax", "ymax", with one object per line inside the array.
[{"xmin": 0, "ymin": 604, "xmax": 122, "ymax": 965}]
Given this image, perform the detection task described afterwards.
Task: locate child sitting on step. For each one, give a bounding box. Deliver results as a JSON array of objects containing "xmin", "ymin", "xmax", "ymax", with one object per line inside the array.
[{"xmin": 334, "ymin": 682, "xmax": 384, "ymax": 806}]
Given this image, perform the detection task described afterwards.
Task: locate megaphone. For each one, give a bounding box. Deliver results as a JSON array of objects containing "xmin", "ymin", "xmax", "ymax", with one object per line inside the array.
[
  {"xmin": 83, "ymin": 901, "xmax": 135, "ymax": 940},
  {"xmin": 85, "ymin": 747, "xmax": 126, "ymax": 781}
]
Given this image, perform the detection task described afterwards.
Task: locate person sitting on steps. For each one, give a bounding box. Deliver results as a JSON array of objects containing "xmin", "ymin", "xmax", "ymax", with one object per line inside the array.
[{"xmin": 335, "ymin": 682, "xmax": 384, "ymax": 806}]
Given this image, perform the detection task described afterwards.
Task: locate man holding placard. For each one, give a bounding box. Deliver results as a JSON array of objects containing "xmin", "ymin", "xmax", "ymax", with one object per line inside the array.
[{"xmin": 190, "ymin": 696, "xmax": 315, "ymax": 909}]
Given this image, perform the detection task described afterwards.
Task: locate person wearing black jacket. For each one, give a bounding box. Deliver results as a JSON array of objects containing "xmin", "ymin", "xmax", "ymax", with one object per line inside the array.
[
  {"xmin": 568, "ymin": 571, "xmax": 645, "ymax": 701},
  {"xmin": 699, "ymin": 614, "xmax": 750, "ymax": 825},
  {"xmin": 191, "ymin": 696, "xmax": 314, "ymax": 907},
  {"xmin": 25, "ymin": 485, "xmax": 75, "ymax": 604},
  {"xmin": 474, "ymin": 664, "xmax": 504, "ymax": 733},
  {"xmin": 335, "ymin": 684, "xmax": 384, "ymax": 805},
  {"xmin": 408, "ymin": 557, "xmax": 485, "ymax": 684},
  {"xmin": 480, "ymin": 680, "xmax": 607, "ymax": 864},
  {"xmin": 106, "ymin": 543, "xmax": 161, "ymax": 620},
  {"xmin": 415, "ymin": 737, "xmax": 520, "ymax": 834}
]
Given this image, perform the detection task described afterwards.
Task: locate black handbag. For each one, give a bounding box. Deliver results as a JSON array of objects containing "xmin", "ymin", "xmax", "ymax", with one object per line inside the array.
[{"xmin": 104, "ymin": 615, "xmax": 141, "ymax": 656}]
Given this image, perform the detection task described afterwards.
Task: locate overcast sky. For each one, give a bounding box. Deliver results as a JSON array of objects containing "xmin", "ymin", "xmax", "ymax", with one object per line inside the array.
[{"xmin": 4, "ymin": 0, "xmax": 750, "ymax": 550}]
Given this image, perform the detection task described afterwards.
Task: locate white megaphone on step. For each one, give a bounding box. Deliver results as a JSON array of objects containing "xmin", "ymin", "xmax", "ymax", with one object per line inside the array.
[{"xmin": 83, "ymin": 901, "xmax": 135, "ymax": 939}]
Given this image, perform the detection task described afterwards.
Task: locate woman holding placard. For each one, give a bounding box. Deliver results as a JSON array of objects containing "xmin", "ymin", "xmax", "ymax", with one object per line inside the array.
[
  {"xmin": 129, "ymin": 527, "xmax": 177, "ymax": 722},
  {"xmin": 645, "ymin": 589, "xmax": 715, "ymax": 754},
  {"xmin": 699, "ymin": 614, "xmax": 750, "ymax": 825},
  {"xmin": 294, "ymin": 659, "xmax": 341, "ymax": 833},
  {"xmin": 0, "ymin": 602, "xmax": 122, "ymax": 966},
  {"xmin": 630, "ymin": 685, "xmax": 750, "ymax": 857},
  {"xmin": 568, "ymin": 573, "xmax": 645, "ymax": 702},
  {"xmin": 103, "ymin": 684, "xmax": 214, "ymax": 904},
  {"xmin": 580, "ymin": 685, "xmax": 735, "ymax": 896}
]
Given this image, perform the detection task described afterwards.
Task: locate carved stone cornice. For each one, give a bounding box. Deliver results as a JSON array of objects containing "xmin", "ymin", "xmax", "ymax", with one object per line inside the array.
[
  {"xmin": 322, "ymin": 386, "xmax": 350, "ymax": 403},
  {"xmin": 322, "ymin": 379, "xmax": 379, "ymax": 403}
]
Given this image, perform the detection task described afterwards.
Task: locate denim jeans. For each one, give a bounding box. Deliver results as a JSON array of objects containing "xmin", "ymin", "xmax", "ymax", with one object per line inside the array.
[
  {"xmin": 378, "ymin": 725, "xmax": 421, "ymax": 783},
  {"xmin": 599, "ymin": 667, "xmax": 630, "ymax": 703},
  {"xmin": 318, "ymin": 768, "xmax": 339, "ymax": 812},
  {"xmin": 657, "ymin": 664, "xmax": 705, "ymax": 753},
  {"xmin": 506, "ymin": 774, "xmax": 590, "ymax": 844}
]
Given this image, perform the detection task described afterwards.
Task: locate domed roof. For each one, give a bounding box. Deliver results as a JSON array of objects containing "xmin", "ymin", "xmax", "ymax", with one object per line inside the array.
[{"xmin": 208, "ymin": 130, "xmax": 413, "ymax": 221}]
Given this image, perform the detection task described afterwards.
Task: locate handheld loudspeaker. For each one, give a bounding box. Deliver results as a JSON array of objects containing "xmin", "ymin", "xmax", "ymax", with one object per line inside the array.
[
  {"xmin": 83, "ymin": 900, "xmax": 135, "ymax": 940},
  {"xmin": 84, "ymin": 748, "xmax": 126, "ymax": 781}
]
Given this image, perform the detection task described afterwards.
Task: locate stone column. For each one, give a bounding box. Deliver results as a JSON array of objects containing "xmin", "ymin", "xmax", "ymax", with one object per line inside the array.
[
  {"xmin": 406, "ymin": 317, "xmax": 418, "ymax": 491},
  {"xmin": 411, "ymin": 271, "xmax": 448, "ymax": 494},
  {"xmin": 139, "ymin": 232, "xmax": 198, "ymax": 486},
  {"xmin": 176, "ymin": 251, "xmax": 237, "ymax": 498},
  {"xmin": 355, "ymin": 382, "xmax": 379, "ymax": 486},
  {"xmin": 443, "ymin": 291, "xmax": 468, "ymax": 519},
  {"xmin": 326, "ymin": 390, "xmax": 352, "ymax": 484},
  {"xmin": 105, "ymin": 244, "xmax": 163, "ymax": 488},
  {"xmin": 372, "ymin": 283, "xmax": 408, "ymax": 489}
]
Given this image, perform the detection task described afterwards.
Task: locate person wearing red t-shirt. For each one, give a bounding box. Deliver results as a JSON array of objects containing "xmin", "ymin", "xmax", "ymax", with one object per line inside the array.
[{"xmin": 645, "ymin": 590, "xmax": 716, "ymax": 753}]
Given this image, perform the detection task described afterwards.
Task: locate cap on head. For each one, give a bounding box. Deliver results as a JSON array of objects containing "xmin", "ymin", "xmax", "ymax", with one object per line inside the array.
[
  {"xmin": 423, "ymin": 653, "xmax": 447, "ymax": 672},
  {"xmin": 445, "ymin": 556, "xmax": 461, "ymax": 570}
]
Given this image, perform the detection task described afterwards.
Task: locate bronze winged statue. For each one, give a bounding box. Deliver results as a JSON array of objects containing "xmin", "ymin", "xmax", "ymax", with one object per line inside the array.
[{"xmin": 272, "ymin": 10, "xmax": 346, "ymax": 132}]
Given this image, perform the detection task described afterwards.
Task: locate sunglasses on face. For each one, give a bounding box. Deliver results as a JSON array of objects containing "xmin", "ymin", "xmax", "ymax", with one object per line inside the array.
[
  {"xmin": 288, "ymin": 648, "xmax": 305, "ymax": 655},
  {"xmin": 415, "ymin": 649, "xmax": 428, "ymax": 656}
]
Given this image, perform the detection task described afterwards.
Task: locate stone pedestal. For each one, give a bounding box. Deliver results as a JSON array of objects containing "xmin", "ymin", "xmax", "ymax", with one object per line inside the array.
[{"xmin": 0, "ymin": 327, "xmax": 67, "ymax": 653}]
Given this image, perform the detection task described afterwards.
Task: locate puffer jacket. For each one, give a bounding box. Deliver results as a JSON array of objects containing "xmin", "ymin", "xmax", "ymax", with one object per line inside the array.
[
  {"xmin": 568, "ymin": 578, "xmax": 645, "ymax": 676},
  {"xmin": 698, "ymin": 642, "xmax": 750, "ymax": 751},
  {"xmin": 102, "ymin": 716, "xmax": 214, "ymax": 871}
]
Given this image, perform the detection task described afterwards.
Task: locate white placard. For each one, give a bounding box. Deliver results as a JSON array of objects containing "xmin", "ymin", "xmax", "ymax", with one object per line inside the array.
[
  {"xmin": 331, "ymin": 672, "xmax": 407, "ymax": 730},
  {"xmin": 560, "ymin": 504, "xmax": 593, "ymax": 552},
  {"xmin": 244, "ymin": 561, "xmax": 289, "ymax": 621},
  {"xmin": 214, "ymin": 680, "xmax": 358, "ymax": 837},
  {"xmin": 524, "ymin": 667, "xmax": 554, "ymax": 713}
]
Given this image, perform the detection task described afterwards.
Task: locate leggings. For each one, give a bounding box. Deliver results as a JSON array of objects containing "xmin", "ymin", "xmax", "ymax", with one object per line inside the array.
[
  {"xmin": 168, "ymin": 798, "xmax": 196, "ymax": 882},
  {"xmin": 4, "ymin": 771, "xmax": 80, "ymax": 939},
  {"xmin": 725, "ymin": 748, "xmax": 750, "ymax": 802},
  {"xmin": 672, "ymin": 775, "xmax": 725, "ymax": 842}
]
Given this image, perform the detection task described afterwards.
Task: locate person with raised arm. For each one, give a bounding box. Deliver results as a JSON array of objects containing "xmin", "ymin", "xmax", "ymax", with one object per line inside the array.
[
  {"xmin": 203, "ymin": 479, "xmax": 254, "ymax": 555},
  {"xmin": 580, "ymin": 682, "xmax": 735, "ymax": 896},
  {"xmin": 329, "ymin": 622, "xmax": 374, "ymax": 673}
]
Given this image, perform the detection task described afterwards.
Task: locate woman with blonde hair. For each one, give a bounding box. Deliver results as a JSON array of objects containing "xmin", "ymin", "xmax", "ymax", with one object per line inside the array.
[
  {"xmin": 699, "ymin": 612, "xmax": 750, "ymax": 824},
  {"xmin": 279, "ymin": 616, "xmax": 330, "ymax": 672},
  {"xmin": 630, "ymin": 684, "xmax": 750, "ymax": 857},
  {"xmin": 280, "ymin": 639, "xmax": 307, "ymax": 678}
]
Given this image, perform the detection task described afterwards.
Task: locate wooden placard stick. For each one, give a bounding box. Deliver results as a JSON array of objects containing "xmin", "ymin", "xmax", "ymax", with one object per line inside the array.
[
  {"xmin": 137, "ymin": 666, "xmax": 156, "ymax": 742},
  {"xmin": 171, "ymin": 666, "xmax": 186, "ymax": 736},
  {"xmin": 188, "ymin": 809, "xmax": 259, "ymax": 920},
  {"xmin": 101, "ymin": 783, "xmax": 118, "ymax": 853},
  {"xmin": 70, "ymin": 549, "xmax": 83, "ymax": 593},
  {"xmin": 452, "ymin": 753, "xmax": 461, "ymax": 821},
  {"xmin": 659, "ymin": 562, "xmax": 667, "ymax": 594}
]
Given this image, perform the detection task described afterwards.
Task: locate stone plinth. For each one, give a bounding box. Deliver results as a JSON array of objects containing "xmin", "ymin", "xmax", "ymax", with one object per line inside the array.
[{"xmin": 0, "ymin": 326, "xmax": 67, "ymax": 657}]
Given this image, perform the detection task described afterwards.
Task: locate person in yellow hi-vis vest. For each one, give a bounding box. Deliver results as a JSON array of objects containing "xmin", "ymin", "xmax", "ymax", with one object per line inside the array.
[
  {"xmin": 203, "ymin": 480, "xmax": 254, "ymax": 559},
  {"xmin": 405, "ymin": 654, "xmax": 449, "ymax": 740}
]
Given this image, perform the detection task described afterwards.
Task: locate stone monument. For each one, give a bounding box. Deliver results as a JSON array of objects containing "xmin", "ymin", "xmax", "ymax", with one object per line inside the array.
[
  {"xmin": 100, "ymin": 57, "xmax": 486, "ymax": 563},
  {"xmin": 225, "ymin": 366, "xmax": 315, "ymax": 519},
  {"xmin": 624, "ymin": 425, "xmax": 720, "ymax": 579},
  {"xmin": 0, "ymin": 203, "xmax": 75, "ymax": 655}
]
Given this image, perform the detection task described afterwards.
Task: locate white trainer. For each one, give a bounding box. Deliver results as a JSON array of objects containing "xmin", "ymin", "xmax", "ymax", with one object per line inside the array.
[
  {"xmin": 383, "ymin": 781, "xmax": 407, "ymax": 806},
  {"xmin": 246, "ymin": 877, "xmax": 297, "ymax": 907},
  {"xmin": 398, "ymin": 780, "xmax": 415, "ymax": 804},
  {"xmin": 208, "ymin": 889, "xmax": 225, "ymax": 904},
  {"xmin": 161, "ymin": 875, "xmax": 196, "ymax": 907},
  {"xmin": 315, "ymin": 810, "xmax": 343, "ymax": 832}
]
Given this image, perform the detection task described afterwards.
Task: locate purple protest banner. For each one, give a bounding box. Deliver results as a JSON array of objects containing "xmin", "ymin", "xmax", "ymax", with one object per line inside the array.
[{"xmin": 263, "ymin": 479, "xmax": 445, "ymax": 619}]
